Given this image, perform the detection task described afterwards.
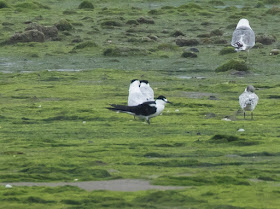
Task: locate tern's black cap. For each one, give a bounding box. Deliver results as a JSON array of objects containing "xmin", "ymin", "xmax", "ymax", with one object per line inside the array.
[{"xmin": 140, "ymin": 80, "xmax": 149, "ymax": 84}]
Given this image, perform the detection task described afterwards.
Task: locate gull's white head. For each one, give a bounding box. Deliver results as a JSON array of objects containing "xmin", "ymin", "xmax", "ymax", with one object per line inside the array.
[
  {"xmin": 130, "ymin": 79, "xmax": 140, "ymax": 86},
  {"xmin": 140, "ymin": 80, "xmax": 150, "ymax": 88},
  {"xmin": 236, "ymin": 19, "xmax": 251, "ymax": 29},
  {"xmin": 245, "ymin": 85, "xmax": 255, "ymax": 93}
]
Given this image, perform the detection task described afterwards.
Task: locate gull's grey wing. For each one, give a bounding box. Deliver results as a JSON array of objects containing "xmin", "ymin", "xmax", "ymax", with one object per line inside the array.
[{"xmin": 231, "ymin": 26, "xmax": 255, "ymax": 47}]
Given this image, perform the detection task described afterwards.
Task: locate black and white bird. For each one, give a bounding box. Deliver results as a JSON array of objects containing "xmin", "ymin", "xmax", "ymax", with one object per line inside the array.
[
  {"xmin": 231, "ymin": 18, "xmax": 255, "ymax": 52},
  {"xmin": 108, "ymin": 96, "xmax": 171, "ymax": 124},
  {"xmin": 140, "ymin": 80, "xmax": 154, "ymax": 102},
  {"xmin": 128, "ymin": 79, "xmax": 144, "ymax": 106},
  {"xmin": 239, "ymin": 85, "xmax": 259, "ymax": 120}
]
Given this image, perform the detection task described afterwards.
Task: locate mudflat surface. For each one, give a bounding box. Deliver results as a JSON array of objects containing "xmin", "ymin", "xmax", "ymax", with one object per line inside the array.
[{"xmin": 0, "ymin": 179, "xmax": 188, "ymax": 192}]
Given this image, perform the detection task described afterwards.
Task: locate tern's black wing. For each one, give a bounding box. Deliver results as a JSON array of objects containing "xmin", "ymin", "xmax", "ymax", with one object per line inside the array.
[
  {"xmin": 107, "ymin": 101, "xmax": 156, "ymax": 116},
  {"xmin": 134, "ymin": 102, "xmax": 156, "ymax": 116}
]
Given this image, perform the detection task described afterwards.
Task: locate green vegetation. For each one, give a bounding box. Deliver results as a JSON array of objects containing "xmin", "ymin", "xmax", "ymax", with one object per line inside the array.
[
  {"xmin": 78, "ymin": 1, "xmax": 94, "ymax": 10},
  {"xmin": 0, "ymin": 0, "xmax": 280, "ymax": 208},
  {"xmin": 215, "ymin": 59, "xmax": 250, "ymax": 72}
]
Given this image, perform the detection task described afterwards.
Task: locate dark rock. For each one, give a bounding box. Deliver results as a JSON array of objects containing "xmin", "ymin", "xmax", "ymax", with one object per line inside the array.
[
  {"xmin": 256, "ymin": 34, "xmax": 276, "ymax": 45},
  {"xmin": 25, "ymin": 23, "xmax": 58, "ymax": 39},
  {"xmin": 181, "ymin": 51, "xmax": 198, "ymax": 58},
  {"xmin": 208, "ymin": 96, "xmax": 218, "ymax": 100},
  {"xmin": 172, "ymin": 30, "xmax": 185, "ymax": 37},
  {"xmin": 176, "ymin": 38, "xmax": 199, "ymax": 47},
  {"xmin": 9, "ymin": 30, "xmax": 45, "ymax": 43},
  {"xmin": 188, "ymin": 47, "xmax": 199, "ymax": 53}
]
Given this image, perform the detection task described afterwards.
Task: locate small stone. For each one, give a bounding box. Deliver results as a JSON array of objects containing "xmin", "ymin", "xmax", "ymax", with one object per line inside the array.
[
  {"xmin": 270, "ymin": 49, "xmax": 280, "ymax": 55},
  {"xmin": 5, "ymin": 184, "xmax": 12, "ymax": 188},
  {"xmin": 181, "ymin": 51, "xmax": 197, "ymax": 58},
  {"xmin": 172, "ymin": 30, "xmax": 185, "ymax": 37},
  {"xmin": 189, "ymin": 47, "xmax": 199, "ymax": 53},
  {"xmin": 238, "ymin": 128, "xmax": 245, "ymax": 132},
  {"xmin": 222, "ymin": 117, "xmax": 231, "ymax": 121},
  {"xmin": 176, "ymin": 38, "xmax": 199, "ymax": 47}
]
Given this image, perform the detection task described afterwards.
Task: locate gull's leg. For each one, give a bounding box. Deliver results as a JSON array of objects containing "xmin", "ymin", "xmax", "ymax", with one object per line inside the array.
[
  {"xmin": 251, "ymin": 111, "xmax": 253, "ymax": 120},
  {"xmin": 244, "ymin": 111, "xmax": 246, "ymax": 120},
  {"xmin": 147, "ymin": 118, "xmax": 150, "ymax": 125}
]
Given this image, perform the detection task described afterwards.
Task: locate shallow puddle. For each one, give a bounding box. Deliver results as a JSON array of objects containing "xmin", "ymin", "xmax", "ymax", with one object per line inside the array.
[{"xmin": 0, "ymin": 179, "xmax": 188, "ymax": 192}]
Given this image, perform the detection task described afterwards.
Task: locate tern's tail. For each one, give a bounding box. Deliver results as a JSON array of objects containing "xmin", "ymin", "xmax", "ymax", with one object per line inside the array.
[{"xmin": 107, "ymin": 104, "xmax": 136, "ymax": 114}]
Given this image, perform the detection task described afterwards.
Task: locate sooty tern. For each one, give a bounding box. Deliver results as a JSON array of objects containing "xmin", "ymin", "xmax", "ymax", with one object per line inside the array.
[{"xmin": 108, "ymin": 95, "xmax": 171, "ymax": 124}]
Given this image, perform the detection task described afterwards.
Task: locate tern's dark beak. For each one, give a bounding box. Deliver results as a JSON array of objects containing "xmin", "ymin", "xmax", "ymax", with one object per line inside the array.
[{"xmin": 167, "ymin": 101, "xmax": 172, "ymax": 104}]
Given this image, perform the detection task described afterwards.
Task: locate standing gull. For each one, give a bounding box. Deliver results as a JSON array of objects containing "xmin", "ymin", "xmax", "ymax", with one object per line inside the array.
[
  {"xmin": 239, "ymin": 85, "xmax": 259, "ymax": 120},
  {"xmin": 140, "ymin": 80, "xmax": 154, "ymax": 102},
  {"xmin": 231, "ymin": 19, "xmax": 255, "ymax": 53},
  {"xmin": 128, "ymin": 79, "xmax": 144, "ymax": 106}
]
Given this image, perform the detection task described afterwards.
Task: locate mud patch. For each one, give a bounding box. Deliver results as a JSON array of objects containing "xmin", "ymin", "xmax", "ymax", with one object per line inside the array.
[
  {"xmin": 181, "ymin": 91, "xmax": 217, "ymax": 99},
  {"xmin": 0, "ymin": 179, "xmax": 187, "ymax": 192}
]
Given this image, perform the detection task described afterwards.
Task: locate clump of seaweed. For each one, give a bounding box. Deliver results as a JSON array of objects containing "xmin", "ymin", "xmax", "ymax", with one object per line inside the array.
[
  {"xmin": 55, "ymin": 20, "xmax": 73, "ymax": 31},
  {"xmin": 209, "ymin": 134, "xmax": 259, "ymax": 146},
  {"xmin": 256, "ymin": 34, "xmax": 276, "ymax": 45},
  {"xmin": 72, "ymin": 41, "xmax": 98, "ymax": 50},
  {"xmin": 219, "ymin": 46, "xmax": 236, "ymax": 55},
  {"xmin": 264, "ymin": 0, "xmax": 280, "ymax": 4},
  {"xmin": 208, "ymin": 0, "xmax": 225, "ymax": 6},
  {"xmin": 15, "ymin": 2, "xmax": 50, "ymax": 10},
  {"xmin": 176, "ymin": 38, "xmax": 199, "ymax": 47},
  {"xmin": 78, "ymin": 1, "xmax": 94, "ymax": 9},
  {"xmin": 101, "ymin": 20, "xmax": 122, "ymax": 27},
  {"xmin": 266, "ymin": 6, "xmax": 280, "ymax": 15},
  {"xmin": 0, "ymin": 1, "xmax": 8, "ymax": 8},
  {"xmin": 210, "ymin": 29, "xmax": 223, "ymax": 36},
  {"xmin": 215, "ymin": 59, "xmax": 250, "ymax": 72},
  {"xmin": 181, "ymin": 51, "xmax": 198, "ymax": 58}
]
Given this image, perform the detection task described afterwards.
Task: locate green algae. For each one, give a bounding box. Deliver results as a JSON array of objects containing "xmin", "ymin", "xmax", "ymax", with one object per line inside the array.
[
  {"xmin": 215, "ymin": 59, "xmax": 250, "ymax": 72},
  {"xmin": 0, "ymin": 0, "xmax": 280, "ymax": 208}
]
